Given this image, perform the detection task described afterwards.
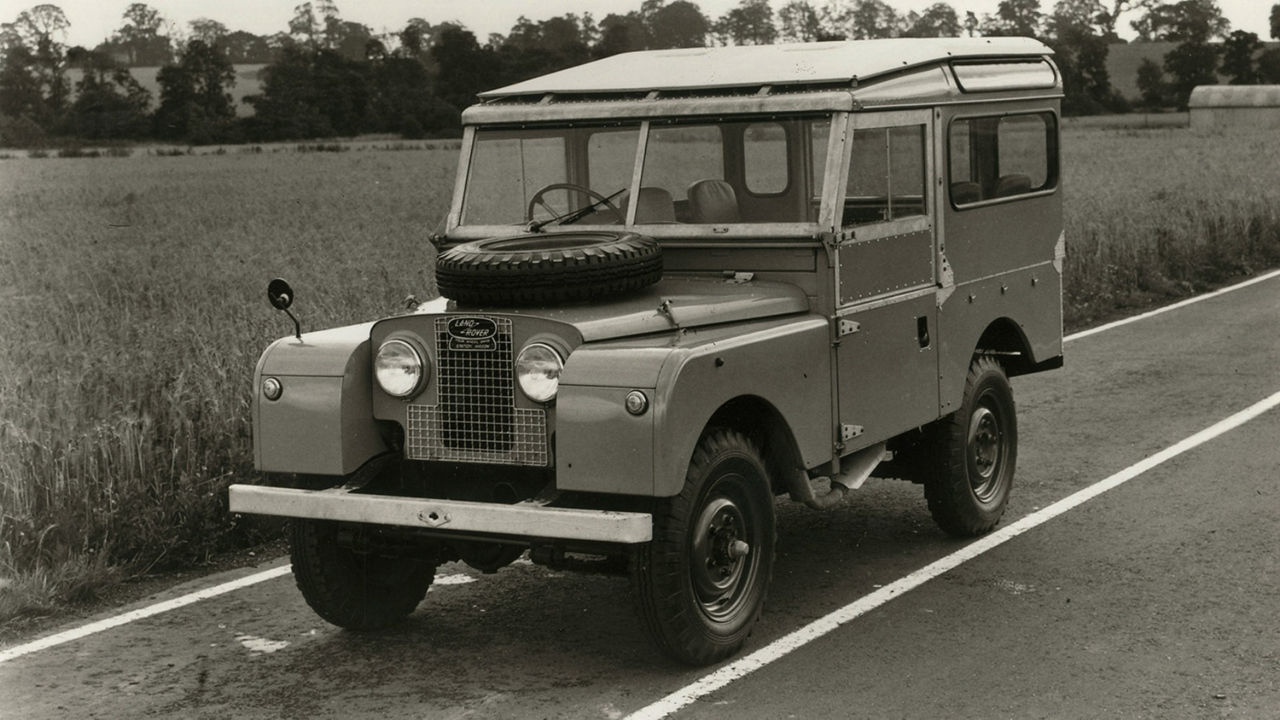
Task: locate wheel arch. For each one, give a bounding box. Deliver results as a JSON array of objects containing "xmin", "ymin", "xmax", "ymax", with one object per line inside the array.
[
  {"xmin": 974, "ymin": 316, "xmax": 1038, "ymax": 377},
  {"xmin": 704, "ymin": 395, "xmax": 806, "ymax": 496}
]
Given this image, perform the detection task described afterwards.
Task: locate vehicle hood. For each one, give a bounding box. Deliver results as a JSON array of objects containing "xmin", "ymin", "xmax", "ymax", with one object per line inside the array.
[{"xmin": 418, "ymin": 275, "xmax": 810, "ymax": 342}]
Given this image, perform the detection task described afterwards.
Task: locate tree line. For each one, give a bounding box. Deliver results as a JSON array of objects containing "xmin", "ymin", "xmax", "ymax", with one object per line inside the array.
[{"xmin": 2, "ymin": 1, "xmax": 1279, "ymax": 147}]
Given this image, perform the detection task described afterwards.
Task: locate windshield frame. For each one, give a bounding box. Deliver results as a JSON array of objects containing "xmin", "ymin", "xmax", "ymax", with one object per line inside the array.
[{"xmin": 447, "ymin": 113, "xmax": 843, "ymax": 242}]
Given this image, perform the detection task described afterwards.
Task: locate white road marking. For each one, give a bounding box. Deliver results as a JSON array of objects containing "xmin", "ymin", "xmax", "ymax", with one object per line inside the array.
[
  {"xmin": 625, "ymin": 389, "xmax": 1280, "ymax": 720},
  {"xmin": 235, "ymin": 634, "xmax": 290, "ymax": 654},
  {"xmin": 0, "ymin": 565, "xmax": 291, "ymax": 665},
  {"xmin": 0, "ymin": 269, "xmax": 1276, "ymax": 666},
  {"xmin": 1063, "ymin": 267, "xmax": 1280, "ymax": 343}
]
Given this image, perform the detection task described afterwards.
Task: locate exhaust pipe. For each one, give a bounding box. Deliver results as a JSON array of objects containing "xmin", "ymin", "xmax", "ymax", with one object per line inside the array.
[{"xmin": 789, "ymin": 442, "xmax": 888, "ymax": 510}]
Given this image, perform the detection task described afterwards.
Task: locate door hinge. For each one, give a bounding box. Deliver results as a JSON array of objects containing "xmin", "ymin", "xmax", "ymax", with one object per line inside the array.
[
  {"xmin": 840, "ymin": 424, "xmax": 864, "ymax": 442},
  {"xmin": 838, "ymin": 319, "xmax": 861, "ymax": 336}
]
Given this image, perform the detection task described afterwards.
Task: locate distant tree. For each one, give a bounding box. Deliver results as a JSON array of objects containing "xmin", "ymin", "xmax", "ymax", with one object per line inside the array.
[
  {"xmin": 288, "ymin": 0, "xmax": 338, "ymax": 48},
  {"xmin": 1163, "ymin": 39, "xmax": 1217, "ymax": 108},
  {"xmin": 1258, "ymin": 47, "xmax": 1280, "ymax": 82},
  {"xmin": 1135, "ymin": 56, "xmax": 1169, "ymax": 107},
  {"xmin": 0, "ymin": 4, "xmax": 71, "ymax": 125},
  {"xmin": 778, "ymin": 1, "xmax": 824, "ymax": 42},
  {"xmin": 1097, "ymin": 0, "xmax": 1153, "ymax": 41},
  {"xmin": 222, "ymin": 30, "xmax": 272, "ymax": 63},
  {"xmin": 1272, "ymin": 3, "xmax": 1280, "ymax": 39},
  {"xmin": 715, "ymin": 0, "xmax": 775, "ymax": 45},
  {"xmin": 963, "ymin": 10, "xmax": 981, "ymax": 36},
  {"xmin": 1048, "ymin": 0, "xmax": 1117, "ymax": 114},
  {"xmin": 431, "ymin": 26, "xmax": 499, "ymax": 116},
  {"xmin": 66, "ymin": 49, "xmax": 150, "ymax": 138},
  {"xmin": 649, "ymin": 1, "xmax": 711, "ymax": 48},
  {"xmin": 188, "ymin": 18, "xmax": 227, "ymax": 48},
  {"xmin": 500, "ymin": 14, "xmax": 592, "ymax": 80},
  {"xmin": 114, "ymin": 3, "xmax": 171, "ymax": 65},
  {"xmin": 902, "ymin": 3, "xmax": 962, "ymax": 37},
  {"xmin": 1132, "ymin": 0, "xmax": 1227, "ymax": 43},
  {"xmin": 1219, "ymin": 30, "xmax": 1261, "ymax": 84},
  {"xmin": 818, "ymin": 0, "xmax": 900, "ymax": 40},
  {"xmin": 982, "ymin": 0, "xmax": 1044, "ymax": 37},
  {"xmin": 595, "ymin": 13, "xmax": 648, "ymax": 56},
  {"xmin": 328, "ymin": 20, "xmax": 375, "ymax": 61},
  {"xmin": 153, "ymin": 39, "xmax": 235, "ymax": 141}
]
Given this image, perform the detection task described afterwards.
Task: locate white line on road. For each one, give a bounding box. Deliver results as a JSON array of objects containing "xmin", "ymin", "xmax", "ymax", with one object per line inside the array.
[
  {"xmin": 1063, "ymin": 268, "xmax": 1280, "ymax": 343},
  {"xmin": 2, "ymin": 269, "xmax": 1277, "ymax": 666},
  {"xmin": 624, "ymin": 389, "xmax": 1280, "ymax": 720},
  {"xmin": 0, "ymin": 565, "xmax": 291, "ymax": 665}
]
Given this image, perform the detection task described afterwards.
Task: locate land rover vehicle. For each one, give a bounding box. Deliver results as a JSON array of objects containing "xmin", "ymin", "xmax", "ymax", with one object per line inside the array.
[{"xmin": 229, "ymin": 37, "xmax": 1065, "ymax": 666}]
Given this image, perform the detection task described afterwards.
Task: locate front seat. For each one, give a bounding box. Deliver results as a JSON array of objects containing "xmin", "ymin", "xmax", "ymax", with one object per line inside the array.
[{"xmin": 687, "ymin": 179, "xmax": 739, "ymax": 224}]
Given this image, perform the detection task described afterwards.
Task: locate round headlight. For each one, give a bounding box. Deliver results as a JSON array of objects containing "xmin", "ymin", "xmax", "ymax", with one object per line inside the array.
[
  {"xmin": 375, "ymin": 339, "xmax": 426, "ymax": 398},
  {"xmin": 515, "ymin": 343, "xmax": 563, "ymax": 403}
]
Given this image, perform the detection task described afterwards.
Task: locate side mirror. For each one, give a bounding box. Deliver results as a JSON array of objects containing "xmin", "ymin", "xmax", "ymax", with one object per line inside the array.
[
  {"xmin": 267, "ymin": 278, "xmax": 294, "ymax": 310},
  {"xmin": 267, "ymin": 278, "xmax": 301, "ymax": 340}
]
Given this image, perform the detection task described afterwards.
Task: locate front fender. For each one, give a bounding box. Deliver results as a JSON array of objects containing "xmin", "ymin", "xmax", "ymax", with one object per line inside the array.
[
  {"xmin": 253, "ymin": 322, "xmax": 385, "ymax": 476},
  {"xmin": 555, "ymin": 316, "xmax": 832, "ymax": 497}
]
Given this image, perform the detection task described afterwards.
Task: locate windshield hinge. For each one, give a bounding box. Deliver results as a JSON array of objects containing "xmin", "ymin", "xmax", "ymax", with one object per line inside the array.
[
  {"xmin": 826, "ymin": 229, "xmax": 855, "ymax": 248},
  {"xmin": 838, "ymin": 319, "xmax": 860, "ymax": 336}
]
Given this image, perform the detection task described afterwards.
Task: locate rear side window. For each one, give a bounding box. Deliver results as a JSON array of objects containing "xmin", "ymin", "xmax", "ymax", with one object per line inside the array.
[
  {"xmin": 948, "ymin": 112, "xmax": 1056, "ymax": 207},
  {"xmin": 743, "ymin": 122, "xmax": 788, "ymax": 195}
]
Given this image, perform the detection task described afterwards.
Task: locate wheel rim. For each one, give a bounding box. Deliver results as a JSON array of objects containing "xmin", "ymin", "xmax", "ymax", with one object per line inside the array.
[
  {"xmin": 690, "ymin": 482, "xmax": 757, "ymax": 624},
  {"xmin": 967, "ymin": 393, "xmax": 1007, "ymax": 503}
]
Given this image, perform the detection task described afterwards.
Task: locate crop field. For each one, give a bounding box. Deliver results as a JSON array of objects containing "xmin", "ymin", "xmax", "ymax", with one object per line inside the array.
[{"xmin": 1, "ymin": 126, "xmax": 1278, "ymax": 624}]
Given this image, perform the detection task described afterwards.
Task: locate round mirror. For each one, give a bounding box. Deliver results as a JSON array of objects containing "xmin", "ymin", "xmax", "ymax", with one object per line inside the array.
[{"xmin": 267, "ymin": 278, "xmax": 293, "ymax": 310}]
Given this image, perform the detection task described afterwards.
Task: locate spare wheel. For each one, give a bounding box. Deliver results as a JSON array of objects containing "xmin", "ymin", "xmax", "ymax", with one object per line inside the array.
[{"xmin": 435, "ymin": 232, "xmax": 663, "ymax": 306}]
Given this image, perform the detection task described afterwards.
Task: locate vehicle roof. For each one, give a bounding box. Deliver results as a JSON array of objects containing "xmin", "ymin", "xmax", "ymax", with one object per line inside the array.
[
  {"xmin": 478, "ymin": 37, "xmax": 1053, "ymax": 99},
  {"xmin": 1188, "ymin": 84, "xmax": 1280, "ymax": 108}
]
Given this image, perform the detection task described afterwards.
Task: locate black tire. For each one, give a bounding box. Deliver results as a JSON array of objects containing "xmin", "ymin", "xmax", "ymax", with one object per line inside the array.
[
  {"xmin": 923, "ymin": 356, "xmax": 1017, "ymax": 537},
  {"xmin": 290, "ymin": 520, "xmax": 436, "ymax": 630},
  {"xmin": 435, "ymin": 232, "xmax": 662, "ymax": 306},
  {"xmin": 631, "ymin": 429, "xmax": 775, "ymax": 665}
]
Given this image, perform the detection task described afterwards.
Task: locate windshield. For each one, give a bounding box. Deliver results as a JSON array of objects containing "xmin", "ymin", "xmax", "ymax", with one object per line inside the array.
[{"xmin": 459, "ymin": 115, "xmax": 833, "ymax": 229}]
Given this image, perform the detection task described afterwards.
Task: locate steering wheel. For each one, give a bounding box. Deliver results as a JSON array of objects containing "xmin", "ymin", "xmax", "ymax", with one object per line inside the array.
[{"xmin": 526, "ymin": 183, "xmax": 623, "ymax": 224}]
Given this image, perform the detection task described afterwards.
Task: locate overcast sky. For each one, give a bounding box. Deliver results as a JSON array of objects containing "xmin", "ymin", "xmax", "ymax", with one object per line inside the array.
[{"xmin": 1, "ymin": 0, "xmax": 1273, "ymax": 48}]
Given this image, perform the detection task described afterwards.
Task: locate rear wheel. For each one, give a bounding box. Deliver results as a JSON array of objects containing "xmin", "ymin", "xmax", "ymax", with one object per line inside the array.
[
  {"xmin": 631, "ymin": 429, "xmax": 775, "ymax": 665},
  {"xmin": 923, "ymin": 356, "xmax": 1017, "ymax": 537},
  {"xmin": 290, "ymin": 520, "xmax": 436, "ymax": 630}
]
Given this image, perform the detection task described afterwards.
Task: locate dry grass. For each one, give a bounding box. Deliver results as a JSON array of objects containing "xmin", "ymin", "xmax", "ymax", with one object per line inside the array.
[
  {"xmin": 0, "ymin": 147, "xmax": 454, "ymax": 621},
  {"xmin": 1, "ymin": 124, "xmax": 1278, "ymax": 625},
  {"xmin": 1062, "ymin": 125, "xmax": 1280, "ymax": 327}
]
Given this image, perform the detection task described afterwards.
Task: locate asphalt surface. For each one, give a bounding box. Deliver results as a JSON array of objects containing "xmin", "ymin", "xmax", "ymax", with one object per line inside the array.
[{"xmin": 2, "ymin": 274, "xmax": 1277, "ymax": 719}]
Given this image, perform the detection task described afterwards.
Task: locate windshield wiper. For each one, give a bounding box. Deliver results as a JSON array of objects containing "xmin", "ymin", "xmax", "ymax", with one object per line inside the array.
[{"xmin": 528, "ymin": 188, "xmax": 626, "ymax": 233}]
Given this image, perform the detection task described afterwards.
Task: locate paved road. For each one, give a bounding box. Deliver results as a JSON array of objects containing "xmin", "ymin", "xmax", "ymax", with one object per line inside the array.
[{"xmin": 2, "ymin": 275, "xmax": 1278, "ymax": 719}]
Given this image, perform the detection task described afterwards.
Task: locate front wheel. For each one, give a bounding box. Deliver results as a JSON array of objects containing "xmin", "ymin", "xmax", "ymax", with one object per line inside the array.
[
  {"xmin": 631, "ymin": 429, "xmax": 775, "ymax": 665},
  {"xmin": 290, "ymin": 520, "xmax": 437, "ymax": 630},
  {"xmin": 923, "ymin": 356, "xmax": 1017, "ymax": 537}
]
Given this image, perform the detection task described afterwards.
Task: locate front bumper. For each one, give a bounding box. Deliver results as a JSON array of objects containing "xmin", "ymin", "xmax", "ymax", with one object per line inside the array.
[{"xmin": 228, "ymin": 484, "xmax": 652, "ymax": 544}]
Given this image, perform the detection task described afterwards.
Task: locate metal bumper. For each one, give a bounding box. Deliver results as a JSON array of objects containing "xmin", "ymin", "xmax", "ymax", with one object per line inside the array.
[{"xmin": 228, "ymin": 484, "xmax": 653, "ymax": 544}]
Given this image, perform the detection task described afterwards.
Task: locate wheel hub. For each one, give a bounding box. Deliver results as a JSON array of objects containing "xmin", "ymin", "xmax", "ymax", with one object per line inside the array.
[
  {"xmin": 967, "ymin": 403, "xmax": 1005, "ymax": 501},
  {"xmin": 691, "ymin": 497, "xmax": 751, "ymax": 614}
]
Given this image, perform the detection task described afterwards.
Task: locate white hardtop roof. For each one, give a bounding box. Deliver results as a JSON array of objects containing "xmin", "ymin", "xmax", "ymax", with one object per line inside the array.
[
  {"xmin": 1188, "ymin": 85, "xmax": 1280, "ymax": 108},
  {"xmin": 479, "ymin": 37, "xmax": 1052, "ymax": 99}
]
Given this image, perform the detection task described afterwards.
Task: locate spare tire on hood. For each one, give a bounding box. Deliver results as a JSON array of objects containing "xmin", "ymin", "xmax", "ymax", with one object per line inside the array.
[{"xmin": 435, "ymin": 232, "xmax": 663, "ymax": 306}]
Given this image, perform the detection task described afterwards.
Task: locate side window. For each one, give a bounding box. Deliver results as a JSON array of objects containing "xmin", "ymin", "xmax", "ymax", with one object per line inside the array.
[
  {"xmin": 843, "ymin": 124, "xmax": 926, "ymax": 226},
  {"xmin": 949, "ymin": 112, "xmax": 1056, "ymax": 207},
  {"xmin": 743, "ymin": 122, "xmax": 787, "ymax": 195}
]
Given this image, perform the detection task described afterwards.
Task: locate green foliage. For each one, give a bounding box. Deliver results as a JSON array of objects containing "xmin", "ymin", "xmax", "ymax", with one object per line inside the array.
[
  {"xmin": 1219, "ymin": 30, "xmax": 1261, "ymax": 84},
  {"xmin": 1163, "ymin": 40, "xmax": 1218, "ymax": 109},
  {"xmin": 1259, "ymin": 47, "xmax": 1280, "ymax": 83},
  {"xmin": 67, "ymin": 52, "xmax": 151, "ymax": 139},
  {"xmin": 153, "ymin": 39, "xmax": 236, "ymax": 142},
  {"xmin": 1135, "ymin": 57, "xmax": 1170, "ymax": 108}
]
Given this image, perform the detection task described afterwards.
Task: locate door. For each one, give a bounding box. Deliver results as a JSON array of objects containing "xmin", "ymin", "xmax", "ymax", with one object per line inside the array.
[{"xmin": 834, "ymin": 110, "xmax": 939, "ymax": 449}]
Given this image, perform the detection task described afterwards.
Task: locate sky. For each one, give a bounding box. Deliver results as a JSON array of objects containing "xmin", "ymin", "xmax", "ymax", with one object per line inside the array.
[{"xmin": 0, "ymin": 0, "xmax": 1273, "ymax": 48}]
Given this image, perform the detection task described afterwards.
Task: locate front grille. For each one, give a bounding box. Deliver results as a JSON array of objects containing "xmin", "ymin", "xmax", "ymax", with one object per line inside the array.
[{"xmin": 405, "ymin": 316, "xmax": 548, "ymax": 466}]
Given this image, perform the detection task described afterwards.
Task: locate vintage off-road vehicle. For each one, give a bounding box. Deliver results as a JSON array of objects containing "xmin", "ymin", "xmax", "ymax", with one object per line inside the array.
[{"xmin": 230, "ymin": 37, "xmax": 1064, "ymax": 665}]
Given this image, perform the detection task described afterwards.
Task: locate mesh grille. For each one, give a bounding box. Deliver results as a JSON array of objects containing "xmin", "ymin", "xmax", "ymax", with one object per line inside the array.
[{"xmin": 405, "ymin": 316, "xmax": 548, "ymax": 466}]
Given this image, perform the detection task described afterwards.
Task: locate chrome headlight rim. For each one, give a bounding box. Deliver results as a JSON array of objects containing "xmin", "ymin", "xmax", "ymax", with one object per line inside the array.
[
  {"xmin": 374, "ymin": 337, "xmax": 428, "ymax": 398},
  {"xmin": 515, "ymin": 342, "xmax": 564, "ymax": 404}
]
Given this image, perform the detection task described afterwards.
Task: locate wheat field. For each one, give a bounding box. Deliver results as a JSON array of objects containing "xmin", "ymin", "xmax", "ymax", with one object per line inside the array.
[{"xmin": 1, "ymin": 125, "xmax": 1278, "ymax": 622}]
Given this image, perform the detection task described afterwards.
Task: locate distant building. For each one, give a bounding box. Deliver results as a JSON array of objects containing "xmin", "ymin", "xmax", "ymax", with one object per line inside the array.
[{"xmin": 1188, "ymin": 85, "xmax": 1280, "ymax": 130}]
